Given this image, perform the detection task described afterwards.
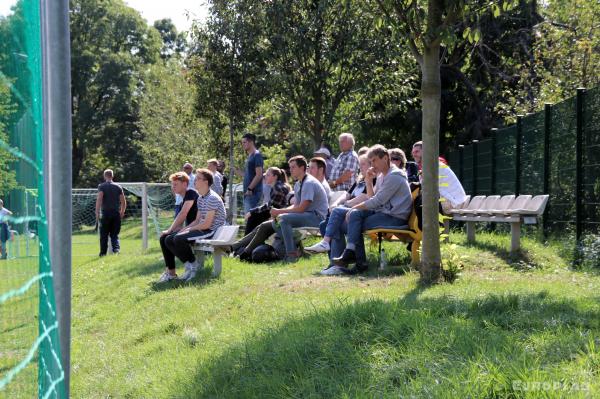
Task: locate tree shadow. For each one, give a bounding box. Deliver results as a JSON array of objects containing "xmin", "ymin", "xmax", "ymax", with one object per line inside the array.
[{"xmin": 171, "ymin": 290, "xmax": 598, "ymax": 398}]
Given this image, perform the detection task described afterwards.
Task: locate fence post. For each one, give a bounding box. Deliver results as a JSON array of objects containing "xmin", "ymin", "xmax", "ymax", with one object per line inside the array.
[
  {"xmin": 458, "ymin": 145, "xmax": 464, "ymax": 183},
  {"xmin": 472, "ymin": 140, "xmax": 479, "ymax": 195},
  {"xmin": 142, "ymin": 182, "xmax": 148, "ymax": 251},
  {"xmin": 515, "ymin": 115, "xmax": 523, "ymax": 195},
  {"xmin": 543, "ymin": 103, "xmax": 552, "ymax": 236},
  {"xmin": 575, "ymin": 88, "xmax": 586, "ymax": 241},
  {"xmin": 490, "ymin": 128, "xmax": 497, "ymax": 194}
]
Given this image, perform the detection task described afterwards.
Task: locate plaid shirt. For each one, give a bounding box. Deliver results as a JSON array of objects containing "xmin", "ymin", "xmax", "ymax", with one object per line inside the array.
[
  {"xmin": 330, "ymin": 150, "xmax": 359, "ymax": 191},
  {"xmin": 249, "ymin": 180, "xmax": 290, "ymax": 214}
]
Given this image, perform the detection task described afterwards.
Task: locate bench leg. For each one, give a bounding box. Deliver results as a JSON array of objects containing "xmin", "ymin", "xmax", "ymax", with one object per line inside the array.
[
  {"xmin": 510, "ymin": 222, "xmax": 521, "ymax": 254},
  {"xmin": 466, "ymin": 221, "xmax": 476, "ymax": 243},
  {"xmin": 194, "ymin": 250, "xmax": 205, "ymax": 269},
  {"xmin": 410, "ymin": 240, "xmax": 421, "ymax": 268},
  {"xmin": 212, "ymin": 249, "xmax": 223, "ymax": 277}
]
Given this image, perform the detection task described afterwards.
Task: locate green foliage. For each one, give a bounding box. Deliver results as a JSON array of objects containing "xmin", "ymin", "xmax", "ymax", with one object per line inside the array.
[
  {"xmin": 153, "ymin": 18, "xmax": 187, "ymax": 60},
  {"xmin": 137, "ymin": 60, "xmax": 207, "ymax": 181},
  {"xmin": 440, "ymin": 243, "xmax": 465, "ymax": 282},
  {"xmin": 0, "ymin": 81, "xmax": 17, "ymax": 196},
  {"xmin": 70, "ymin": 0, "xmax": 162, "ymax": 187},
  {"xmin": 259, "ymin": 143, "xmax": 288, "ymax": 169},
  {"xmin": 576, "ymin": 234, "xmax": 600, "ymax": 270}
]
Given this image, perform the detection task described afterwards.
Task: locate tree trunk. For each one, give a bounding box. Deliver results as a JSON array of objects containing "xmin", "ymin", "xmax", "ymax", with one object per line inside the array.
[
  {"xmin": 419, "ymin": 42, "xmax": 442, "ymax": 284},
  {"xmin": 227, "ymin": 114, "xmax": 235, "ymax": 224}
]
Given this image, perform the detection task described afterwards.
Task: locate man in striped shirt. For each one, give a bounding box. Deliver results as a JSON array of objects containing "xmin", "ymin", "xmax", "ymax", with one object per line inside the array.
[
  {"xmin": 328, "ymin": 133, "xmax": 359, "ymax": 192},
  {"xmin": 163, "ymin": 168, "xmax": 226, "ymax": 282}
]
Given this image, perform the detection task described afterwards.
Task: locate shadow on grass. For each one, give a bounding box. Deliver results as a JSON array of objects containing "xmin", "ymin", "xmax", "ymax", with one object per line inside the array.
[
  {"xmin": 462, "ymin": 239, "xmax": 544, "ymax": 271},
  {"xmin": 172, "ymin": 291, "xmax": 599, "ymax": 398}
]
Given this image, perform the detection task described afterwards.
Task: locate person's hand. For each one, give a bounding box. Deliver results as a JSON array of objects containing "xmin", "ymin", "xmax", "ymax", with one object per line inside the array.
[
  {"xmin": 244, "ymin": 212, "xmax": 251, "ymax": 221},
  {"xmin": 329, "ymin": 180, "xmax": 337, "ymax": 188},
  {"xmin": 366, "ymin": 167, "xmax": 377, "ymax": 180},
  {"xmin": 244, "ymin": 189, "xmax": 253, "ymax": 197},
  {"xmin": 161, "ymin": 230, "xmax": 170, "ymax": 236},
  {"xmin": 177, "ymin": 228, "xmax": 189, "ymax": 235},
  {"xmin": 270, "ymin": 208, "xmax": 281, "ymax": 218}
]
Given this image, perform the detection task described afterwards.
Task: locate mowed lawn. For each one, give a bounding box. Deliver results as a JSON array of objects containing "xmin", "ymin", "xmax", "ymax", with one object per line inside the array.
[{"xmin": 70, "ymin": 228, "xmax": 600, "ymax": 398}]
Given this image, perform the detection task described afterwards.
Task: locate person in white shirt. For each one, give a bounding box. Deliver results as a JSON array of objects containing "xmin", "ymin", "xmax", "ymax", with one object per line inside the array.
[
  {"xmin": 207, "ymin": 159, "xmax": 223, "ymax": 196},
  {"xmin": 0, "ymin": 199, "xmax": 13, "ymax": 260}
]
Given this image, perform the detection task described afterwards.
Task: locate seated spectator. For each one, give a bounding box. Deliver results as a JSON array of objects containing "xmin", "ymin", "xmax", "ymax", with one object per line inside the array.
[
  {"xmin": 329, "ymin": 132, "xmax": 359, "ymax": 192},
  {"xmin": 175, "ymin": 162, "xmax": 195, "ymax": 216},
  {"xmin": 0, "ymin": 199, "xmax": 13, "ymax": 260},
  {"xmin": 357, "ymin": 146, "xmax": 369, "ymax": 156},
  {"xmin": 305, "ymin": 154, "xmax": 374, "ymax": 255},
  {"xmin": 271, "ymin": 155, "xmax": 329, "ymax": 262},
  {"xmin": 325, "ymin": 145, "xmax": 412, "ymax": 275},
  {"xmin": 244, "ymin": 167, "xmax": 291, "ymax": 234},
  {"xmin": 390, "ymin": 147, "xmax": 419, "ymax": 183},
  {"xmin": 309, "ymin": 157, "xmax": 332, "ymax": 198},
  {"xmin": 163, "ymin": 168, "xmax": 226, "ymax": 282},
  {"xmin": 314, "ymin": 147, "xmax": 335, "ymax": 180},
  {"xmin": 207, "ymin": 159, "xmax": 223, "ymax": 196},
  {"xmin": 439, "ymin": 161, "xmax": 466, "ymax": 214},
  {"xmin": 158, "ymin": 172, "xmax": 199, "ymax": 282}
]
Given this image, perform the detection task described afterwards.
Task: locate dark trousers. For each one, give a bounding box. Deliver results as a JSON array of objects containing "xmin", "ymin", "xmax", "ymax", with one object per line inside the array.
[
  {"xmin": 245, "ymin": 209, "xmax": 271, "ymax": 235},
  {"xmin": 99, "ymin": 210, "xmax": 121, "ymax": 256},
  {"xmin": 164, "ymin": 229, "xmax": 214, "ymax": 265},
  {"xmin": 232, "ymin": 220, "xmax": 275, "ymax": 255},
  {"xmin": 160, "ymin": 232, "xmax": 178, "ymax": 270}
]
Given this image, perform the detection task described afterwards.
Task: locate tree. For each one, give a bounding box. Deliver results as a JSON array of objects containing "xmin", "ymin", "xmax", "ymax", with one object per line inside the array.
[
  {"xmin": 70, "ymin": 0, "xmax": 161, "ymax": 187},
  {"xmin": 153, "ymin": 18, "xmax": 187, "ymax": 59},
  {"xmin": 264, "ymin": 0, "xmax": 395, "ymax": 147},
  {"xmin": 374, "ymin": 0, "xmax": 518, "ymax": 283},
  {"xmin": 189, "ymin": 0, "xmax": 270, "ymax": 221}
]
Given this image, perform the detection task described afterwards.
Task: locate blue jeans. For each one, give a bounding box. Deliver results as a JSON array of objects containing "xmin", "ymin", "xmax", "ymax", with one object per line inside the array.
[
  {"xmin": 330, "ymin": 210, "xmax": 408, "ymax": 264},
  {"xmin": 273, "ymin": 211, "xmax": 323, "ymax": 254},
  {"xmin": 243, "ymin": 191, "xmax": 262, "ymax": 213},
  {"xmin": 324, "ymin": 206, "xmax": 351, "ymax": 238}
]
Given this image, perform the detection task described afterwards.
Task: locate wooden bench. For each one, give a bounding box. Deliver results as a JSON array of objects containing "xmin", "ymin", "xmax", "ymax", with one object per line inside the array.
[
  {"xmin": 189, "ymin": 225, "xmax": 239, "ymax": 277},
  {"xmin": 451, "ymin": 194, "xmax": 549, "ymax": 253},
  {"xmin": 364, "ymin": 188, "xmax": 422, "ymax": 267}
]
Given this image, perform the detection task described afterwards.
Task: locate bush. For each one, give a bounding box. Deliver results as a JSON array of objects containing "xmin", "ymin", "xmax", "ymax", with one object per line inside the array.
[
  {"xmin": 576, "ymin": 234, "xmax": 600, "ymax": 269},
  {"xmin": 441, "ymin": 243, "xmax": 465, "ymax": 283}
]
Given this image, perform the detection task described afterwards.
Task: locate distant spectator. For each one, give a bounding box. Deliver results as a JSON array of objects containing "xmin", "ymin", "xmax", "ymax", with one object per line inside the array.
[
  {"xmin": 217, "ymin": 160, "xmax": 228, "ymax": 198},
  {"xmin": 309, "ymin": 157, "xmax": 332, "ymax": 198},
  {"xmin": 175, "ymin": 162, "xmax": 196, "ymax": 216},
  {"xmin": 329, "ymin": 133, "xmax": 359, "ymax": 192},
  {"xmin": 238, "ymin": 133, "xmax": 264, "ymax": 212},
  {"xmin": 243, "ymin": 167, "xmax": 291, "ymax": 235},
  {"xmin": 95, "ymin": 169, "xmax": 126, "ymax": 256},
  {"xmin": 207, "ymin": 158, "xmax": 223, "ymax": 196},
  {"xmin": 357, "ymin": 146, "xmax": 369, "ymax": 156},
  {"xmin": 0, "ymin": 199, "xmax": 12, "ymax": 260},
  {"xmin": 389, "ymin": 148, "xmax": 407, "ymax": 169},
  {"xmin": 157, "ymin": 172, "xmax": 199, "ymax": 282},
  {"xmin": 314, "ymin": 147, "xmax": 335, "ymax": 180}
]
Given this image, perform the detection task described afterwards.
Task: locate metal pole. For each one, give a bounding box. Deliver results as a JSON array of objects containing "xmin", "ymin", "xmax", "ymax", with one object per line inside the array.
[
  {"xmin": 227, "ymin": 117, "xmax": 235, "ymax": 224},
  {"xmin": 490, "ymin": 128, "xmax": 497, "ymax": 194},
  {"xmin": 472, "ymin": 140, "xmax": 479, "ymax": 195},
  {"xmin": 515, "ymin": 115, "xmax": 523, "ymax": 196},
  {"xmin": 41, "ymin": 0, "xmax": 71, "ymax": 396},
  {"xmin": 458, "ymin": 145, "xmax": 464, "ymax": 184},
  {"xmin": 575, "ymin": 88, "xmax": 585, "ymax": 241},
  {"xmin": 543, "ymin": 103, "xmax": 552, "ymax": 236},
  {"xmin": 142, "ymin": 182, "xmax": 148, "ymax": 251}
]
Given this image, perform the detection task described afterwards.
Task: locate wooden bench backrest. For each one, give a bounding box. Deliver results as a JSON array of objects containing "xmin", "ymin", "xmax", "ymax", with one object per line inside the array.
[{"xmin": 408, "ymin": 188, "xmax": 421, "ymax": 234}]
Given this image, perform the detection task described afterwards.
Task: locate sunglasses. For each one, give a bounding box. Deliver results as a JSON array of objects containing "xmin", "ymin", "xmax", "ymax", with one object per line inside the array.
[{"xmin": 391, "ymin": 157, "xmax": 402, "ymax": 161}]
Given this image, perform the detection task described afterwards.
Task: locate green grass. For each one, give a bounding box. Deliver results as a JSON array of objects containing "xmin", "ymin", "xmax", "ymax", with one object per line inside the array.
[
  {"xmin": 64, "ymin": 227, "xmax": 600, "ymax": 398},
  {"xmin": 2, "ymin": 225, "xmax": 599, "ymax": 397}
]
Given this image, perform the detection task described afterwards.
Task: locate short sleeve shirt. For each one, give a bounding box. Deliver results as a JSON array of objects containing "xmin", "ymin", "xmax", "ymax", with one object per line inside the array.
[
  {"xmin": 98, "ymin": 182, "xmax": 124, "ymax": 212},
  {"xmin": 330, "ymin": 150, "xmax": 359, "ymax": 191},
  {"xmin": 243, "ymin": 150, "xmax": 264, "ymax": 194},
  {"xmin": 182, "ymin": 189, "xmax": 199, "ymax": 225},
  {"xmin": 294, "ymin": 174, "xmax": 329, "ymax": 219},
  {"xmin": 196, "ymin": 189, "xmax": 226, "ymax": 231},
  {"xmin": 0, "ymin": 208, "xmax": 10, "ymax": 223}
]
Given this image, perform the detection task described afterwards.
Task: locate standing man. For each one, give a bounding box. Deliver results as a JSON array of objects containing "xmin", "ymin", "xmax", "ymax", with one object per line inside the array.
[
  {"xmin": 328, "ymin": 133, "xmax": 359, "ymax": 192},
  {"xmin": 241, "ymin": 133, "xmax": 264, "ymax": 213},
  {"xmin": 175, "ymin": 163, "xmax": 196, "ymax": 216},
  {"xmin": 217, "ymin": 160, "xmax": 228, "ymax": 198},
  {"xmin": 271, "ymin": 156, "xmax": 329, "ymax": 262},
  {"xmin": 95, "ymin": 169, "xmax": 126, "ymax": 256},
  {"xmin": 207, "ymin": 159, "xmax": 223, "ymax": 196},
  {"xmin": 0, "ymin": 199, "xmax": 12, "ymax": 259}
]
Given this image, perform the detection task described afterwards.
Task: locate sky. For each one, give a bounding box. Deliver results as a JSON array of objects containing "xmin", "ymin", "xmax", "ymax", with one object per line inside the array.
[{"xmin": 124, "ymin": 0, "xmax": 209, "ymax": 32}]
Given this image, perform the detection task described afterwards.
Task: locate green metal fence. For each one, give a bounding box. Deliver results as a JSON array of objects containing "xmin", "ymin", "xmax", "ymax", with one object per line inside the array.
[
  {"xmin": 1, "ymin": 1, "xmax": 66, "ymax": 397},
  {"xmin": 446, "ymin": 87, "xmax": 600, "ymax": 240}
]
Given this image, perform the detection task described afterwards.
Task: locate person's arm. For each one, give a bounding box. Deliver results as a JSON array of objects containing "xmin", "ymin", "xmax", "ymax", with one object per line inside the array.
[
  {"xmin": 365, "ymin": 168, "xmax": 377, "ymax": 197},
  {"xmin": 178, "ymin": 205, "xmax": 202, "ymax": 234},
  {"xmin": 95, "ymin": 191, "xmax": 104, "ymax": 221},
  {"xmin": 245, "ymin": 166, "xmax": 263, "ymax": 196},
  {"xmin": 345, "ymin": 193, "xmax": 369, "ymax": 208},
  {"xmin": 271, "ymin": 200, "xmax": 311, "ymax": 216},
  {"xmin": 163, "ymin": 199, "xmax": 194, "ymax": 235},
  {"xmin": 190, "ymin": 210, "xmax": 215, "ymax": 231},
  {"xmin": 3, "ymin": 208, "xmax": 12, "ymax": 215},
  {"xmin": 119, "ymin": 192, "xmax": 126, "ymax": 219},
  {"xmin": 355, "ymin": 174, "xmax": 401, "ymax": 210},
  {"xmin": 334, "ymin": 169, "xmax": 353, "ymax": 186}
]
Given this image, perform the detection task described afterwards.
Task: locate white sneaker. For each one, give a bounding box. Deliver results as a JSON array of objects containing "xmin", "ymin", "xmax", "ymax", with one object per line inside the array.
[
  {"xmin": 320, "ymin": 265, "xmax": 348, "ymax": 276},
  {"xmin": 305, "ymin": 240, "xmax": 330, "ymax": 254},
  {"xmin": 158, "ymin": 271, "xmax": 177, "ymax": 282}
]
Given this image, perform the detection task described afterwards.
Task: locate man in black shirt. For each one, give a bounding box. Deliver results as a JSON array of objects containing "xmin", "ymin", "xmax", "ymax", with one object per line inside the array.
[
  {"xmin": 157, "ymin": 172, "xmax": 199, "ymax": 282},
  {"xmin": 95, "ymin": 169, "xmax": 126, "ymax": 256}
]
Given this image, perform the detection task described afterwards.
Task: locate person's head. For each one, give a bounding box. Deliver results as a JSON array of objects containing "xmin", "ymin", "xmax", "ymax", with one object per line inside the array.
[
  {"xmin": 314, "ymin": 147, "xmax": 331, "ymax": 160},
  {"xmin": 288, "ymin": 155, "xmax": 308, "ymax": 180},
  {"xmin": 206, "ymin": 158, "xmax": 218, "ymax": 172},
  {"xmin": 169, "ymin": 172, "xmax": 190, "ymax": 195},
  {"xmin": 103, "ymin": 169, "xmax": 114, "ymax": 182},
  {"xmin": 389, "ymin": 148, "xmax": 407, "ymax": 169},
  {"xmin": 358, "ymin": 154, "xmax": 371, "ymax": 178},
  {"xmin": 309, "ymin": 157, "xmax": 327, "ymax": 181},
  {"xmin": 367, "ymin": 144, "xmax": 390, "ymax": 175},
  {"xmin": 357, "ymin": 146, "xmax": 369, "ymax": 156},
  {"xmin": 217, "ymin": 160, "xmax": 225, "ymax": 173},
  {"xmin": 182, "ymin": 162, "xmax": 194, "ymax": 175},
  {"xmin": 338, "ymin": 133, "xmax": 355, "ymax": 152},
  {"xmin": 241, "ymin": 133, "xmax": 257, "ymax": 152},
  {"xmin": 194, "ymin": 168, "xmax": 214, "ymax": 193},
  {"xmin": 411, "ymin": 141, "xmax": 422, "ymax": 164},
  {"xmin": 266, "ymin": 167, "xmax": 287, "ymax": 186}
]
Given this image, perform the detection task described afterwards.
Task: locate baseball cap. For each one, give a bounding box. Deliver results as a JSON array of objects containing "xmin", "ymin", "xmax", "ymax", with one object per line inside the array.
[{"xmin": 314, "ymin": 147, "xmax": 331, "ymax": 158}]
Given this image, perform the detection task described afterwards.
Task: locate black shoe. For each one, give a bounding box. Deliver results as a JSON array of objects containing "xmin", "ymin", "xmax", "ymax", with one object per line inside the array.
[
  {"xmin": 333, "ymin": 249, "xmax": 357, "ymax": 266},
  {"xmin": 239, "ymin": 250, "xmax": 252, "ymax": 262},
  {"xmin": 344, "ymin": 262, "xmax": 368, "ymax": 275}
]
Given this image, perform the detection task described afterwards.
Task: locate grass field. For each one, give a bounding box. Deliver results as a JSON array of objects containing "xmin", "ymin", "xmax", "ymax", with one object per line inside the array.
[
  {"xmin": 2, "ymin": 224, "xmax": 599, "ymax": 398},
  {"xmin": 65, "ymin": 226, "xmax": 600, "ymax": 398}
]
